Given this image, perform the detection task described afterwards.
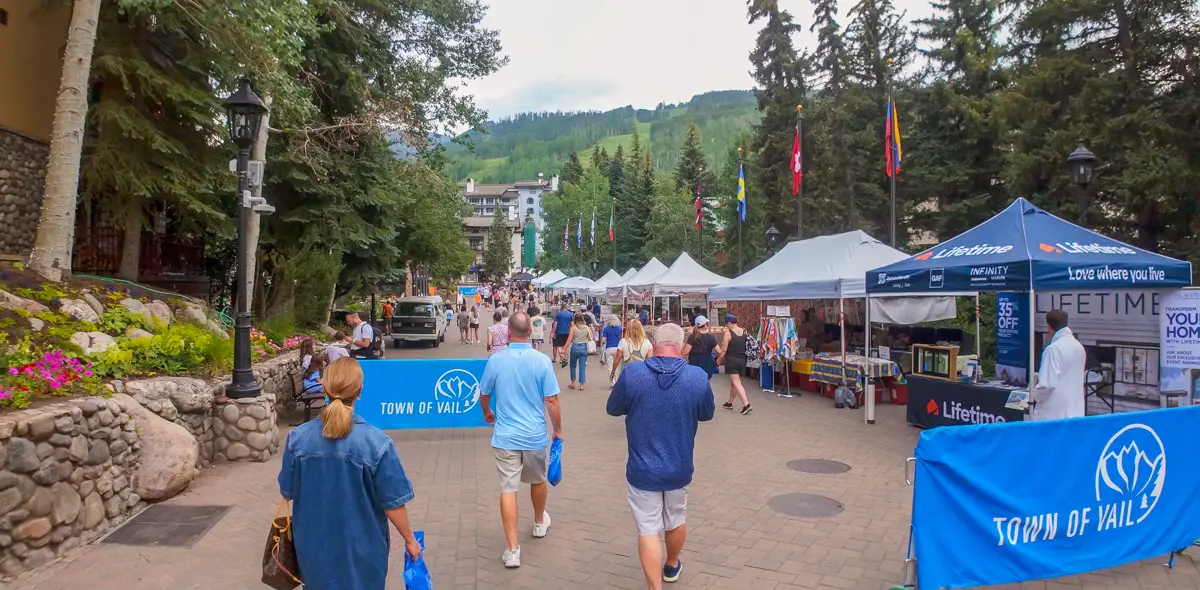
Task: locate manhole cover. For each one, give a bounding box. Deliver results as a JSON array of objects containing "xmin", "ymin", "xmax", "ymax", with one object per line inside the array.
[
  {"xmin": 788, "ymin": 459, "xmax": 851, "ymax": 474},
  {"xmin": 767, "ymin": 493, "xmax": 844, "ymax": 518},
  {"xmin": 103, "ymin": 504, "xmax": 231, "ymax": 547}
]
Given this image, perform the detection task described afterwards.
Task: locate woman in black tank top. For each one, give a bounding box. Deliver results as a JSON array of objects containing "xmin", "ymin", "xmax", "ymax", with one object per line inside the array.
[{"xmin": 718, "ymin": 314, "xmax": 753, "ymax": 414}]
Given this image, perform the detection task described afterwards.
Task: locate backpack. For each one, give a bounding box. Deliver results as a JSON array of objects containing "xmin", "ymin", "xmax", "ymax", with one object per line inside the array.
[{"xmin": 744, "ymin": 334, "xmax": 761, "ymax": 361}]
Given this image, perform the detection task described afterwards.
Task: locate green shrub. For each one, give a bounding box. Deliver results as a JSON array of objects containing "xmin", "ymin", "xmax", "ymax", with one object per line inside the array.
[
  {"xmin": 259, "ymin": 315, "xmax": 297, "ymax": 345},
  {"xmin": 203, "ymin": 335, "xmax": 235, "ymax": 374},
  {"xmin": 96, "ymin": 306, "xmax": 153, "ymax": 335}
]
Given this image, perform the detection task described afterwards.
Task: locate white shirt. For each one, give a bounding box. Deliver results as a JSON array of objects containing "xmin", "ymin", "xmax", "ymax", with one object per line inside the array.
[
  {"xmin": 326, "ymin": 345, "xmax": 350, "ymax": 362},
  {"xmin": 351, "ymin": 322, "xmax": 374, "ymax": 350},
  {"xmin": 1031, "ymin": 327, "xmax": 1086, "ymax": 421}
]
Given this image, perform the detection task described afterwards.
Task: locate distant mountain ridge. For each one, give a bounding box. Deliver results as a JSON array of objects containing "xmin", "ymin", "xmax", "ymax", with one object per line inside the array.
[{"xmin": 445, "ymin": 90, "xmax": 760, "ymax": 183}]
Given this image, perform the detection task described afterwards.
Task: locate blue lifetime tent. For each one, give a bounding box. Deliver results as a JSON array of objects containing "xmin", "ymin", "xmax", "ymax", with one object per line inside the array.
[{"xmin": 866, "ymin": 198, "xmax": 1192, "ymax": 294}]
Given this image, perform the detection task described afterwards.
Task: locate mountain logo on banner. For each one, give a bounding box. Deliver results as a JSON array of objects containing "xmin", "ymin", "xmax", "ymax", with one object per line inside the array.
[
  {"xmin": 926, "ymin": 399, "xmax": 939, "ymax": 415},
  {"xmin": 1096, "ymin": 424, "xmax": 1166, "ymax": 524},
  {"xmin": 914, "ymin": 251, "xmax": 934, "ymax": 261},
  {"xmin": 434, "ymin": 368, "xmax": 480, "ymax": 413}
]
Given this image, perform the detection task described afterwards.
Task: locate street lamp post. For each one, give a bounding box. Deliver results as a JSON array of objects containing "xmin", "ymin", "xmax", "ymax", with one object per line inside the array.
[
  {"xmin": 224, "ymin": 79, "xmax": 267, "ymax": 399},
  {"xmin": 1066, "ymin": 142, "xmax": 1097, "ymax": 227},
  {"xmin": 765, "ymin": 224, "xmax": 781, "ymax": 253}
]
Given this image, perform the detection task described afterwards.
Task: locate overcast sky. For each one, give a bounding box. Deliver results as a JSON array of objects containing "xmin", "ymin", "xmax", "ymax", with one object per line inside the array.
[{"xmin": 464, "ymin": 0, "xmax": 935, "ymax": 120}]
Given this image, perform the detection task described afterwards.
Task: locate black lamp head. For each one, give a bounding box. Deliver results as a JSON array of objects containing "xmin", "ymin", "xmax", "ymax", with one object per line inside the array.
[
  {"xmin": 1066, "ymin": 142, "xmax": 1097, "ymax": 189},
  {"xmin": 224, "ymin": 79, "xmax": 267, "ymax": 149}
]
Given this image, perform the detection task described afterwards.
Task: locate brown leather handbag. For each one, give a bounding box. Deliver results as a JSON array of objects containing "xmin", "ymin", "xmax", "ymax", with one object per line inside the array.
[{"xmin": 261, "ymin": 499, "xmax": 302, "ymax": 589}]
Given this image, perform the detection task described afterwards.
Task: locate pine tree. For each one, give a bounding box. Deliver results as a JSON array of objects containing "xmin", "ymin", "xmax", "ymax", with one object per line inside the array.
[
  {"xmin": 904, "ymin": 0, "xmax": 1008, "ymax": 244},
  {"xmin": 714, "ymin": 134, "xmax": 768, "ymax": 275},
  {"xmin": 804, "ymin": 0, "xmax": 857, "ymax": 233},
  {"xmin": 606, "ymin": 145, "xmax": 627, "ymax": 199},
  {"xmin": 483, "ymin": 208, "xmax": 514, "ymax": 279},
  {"xmin": 562, "ymin": 151, "xmax": 585, "ymax": 186},
  {"xmin": 590, "ymin": 145, "xmax": 611, "ymax": 171},
  {"xmin": 1001, "ymin": 0, "xmax": 1200, "ymax": 257},
  {"xmin": 747, "ymin": 0, "xmax": 810, "ymax": 240},
  {"xmin": 673, "ymin": 121, "xmax": 718, "ymax": 257},
  {"xmin": 843, "ymin": 0, "xmax": 916, "ymax": 239}
]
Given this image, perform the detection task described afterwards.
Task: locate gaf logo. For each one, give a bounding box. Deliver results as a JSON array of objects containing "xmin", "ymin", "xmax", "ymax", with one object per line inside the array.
[
  {"xmin": 1039, "ymin": 242, "xmax": 1138, "ymax": 255},
  {"xmin": 913, "ymin": 243, "xmax": 1014, "ymax": 261}
]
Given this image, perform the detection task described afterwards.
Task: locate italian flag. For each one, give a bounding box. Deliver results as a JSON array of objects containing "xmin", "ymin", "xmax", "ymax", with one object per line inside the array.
[{"xmin": 608, "ymin": 200, "xmax": 615, "ymax": 242}]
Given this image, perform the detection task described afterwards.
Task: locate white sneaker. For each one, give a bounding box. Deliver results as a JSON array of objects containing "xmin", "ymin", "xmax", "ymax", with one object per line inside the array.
[
  {"xmin": 532, "ymin": 512, "xmax": 551, "ymax": 538},
  {"xmin": 502, "ymin": 546, "xmax": 521, "ymax": 568}
]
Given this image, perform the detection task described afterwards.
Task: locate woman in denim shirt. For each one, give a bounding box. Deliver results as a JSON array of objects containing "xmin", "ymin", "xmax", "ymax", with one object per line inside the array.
[{"xmin": 278, "ymin": 357, "xmax": 421, "ymax": 589}]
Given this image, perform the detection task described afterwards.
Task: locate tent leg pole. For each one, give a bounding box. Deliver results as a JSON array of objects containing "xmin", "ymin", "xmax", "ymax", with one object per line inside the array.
[
  {"xmin": 1028, "ymin": 290, "xmax": 1037, "ymax": 392},
  {"xmin": 975, "ymin": 293, "xmax": 982, "ymax": 358},
  {"xmin": 865, "ymin": 296, "xmax": 875, "ymax": 425}
]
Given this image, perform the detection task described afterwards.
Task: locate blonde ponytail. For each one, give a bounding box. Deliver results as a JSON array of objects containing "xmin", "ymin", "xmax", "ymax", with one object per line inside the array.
[{"xmin": 320, "ymin": 357, "xmax": 364, "ymax": 439}]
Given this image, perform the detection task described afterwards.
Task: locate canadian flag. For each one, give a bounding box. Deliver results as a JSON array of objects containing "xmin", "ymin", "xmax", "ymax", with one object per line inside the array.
[{"xmin": 791, "ymin": 126, "xmax": 803, "ymax": 195}]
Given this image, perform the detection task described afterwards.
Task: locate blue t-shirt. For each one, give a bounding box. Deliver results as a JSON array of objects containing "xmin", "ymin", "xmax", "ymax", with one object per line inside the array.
[
  {"xmin": 480, "ymin": 343, "xmax": 561, "ymax": 450},
  {"xmin": 638, "ymin": 310, "xmax": 649, "ymax": 324},
  {"xmin": 592, "ymin": 304, "xmax": 601, "ymax": 317},
  {"xmin": 606, "ymin": 356, "xmax": 715, "ymax": 491},
  {"xmin": 553, "ymin": 310, "xmax": 574, "ymax": 335},
  {"xmin": 601, "ymin": 325, "xmax": 623, "ymax": 347}
]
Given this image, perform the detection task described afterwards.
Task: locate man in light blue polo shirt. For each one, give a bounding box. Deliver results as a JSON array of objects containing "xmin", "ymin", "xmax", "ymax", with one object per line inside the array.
[{"xmin": 479, "ymin": 311, "xmax": 563, "ymax": 569}]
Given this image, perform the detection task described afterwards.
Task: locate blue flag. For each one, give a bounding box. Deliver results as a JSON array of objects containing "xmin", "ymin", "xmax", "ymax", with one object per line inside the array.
[
  {"xmin": 736, "ymin": 164, "xmax": 746, "ymax": 222},
  {"xmin": 576, "ymin": 217, "xmax": 582, "ymax": 248}
]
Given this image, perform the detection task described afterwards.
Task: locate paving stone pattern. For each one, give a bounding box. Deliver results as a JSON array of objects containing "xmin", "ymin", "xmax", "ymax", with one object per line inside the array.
[{"xmin": 12, "ymin": 321, "xmax": 1200, "ymax": 589}]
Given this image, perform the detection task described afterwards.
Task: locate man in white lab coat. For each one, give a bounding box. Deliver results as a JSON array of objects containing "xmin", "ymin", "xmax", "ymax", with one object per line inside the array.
[{"xmin": 1031, "ymin": 309, "xmax": 1086, "ymax": 420}]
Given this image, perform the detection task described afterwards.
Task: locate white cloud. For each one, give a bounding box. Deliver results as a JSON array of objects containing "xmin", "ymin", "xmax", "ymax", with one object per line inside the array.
[{"xmin": 465, "ymin": 0, "xmax": 935, "ymax": 118}]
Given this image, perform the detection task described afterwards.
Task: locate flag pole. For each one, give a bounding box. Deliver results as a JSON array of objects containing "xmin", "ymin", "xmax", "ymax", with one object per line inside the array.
[
  {"xmin": 737, "ymin": 147, "xmax": 744, "ymax": 275},
  {"xmin": 611, "ymin": 197, "xmax": 617, "ymax": 272},
  {"xmin": 887, "ymin": 58, "xmax": 896, "ymax": 248},
  {"xmin": 696, "ymin": 167, "xmax": 704, "ymax": 263},
  {"xmin": 796, "ymin": 105, "xmax": 804, "ymax": 240}
]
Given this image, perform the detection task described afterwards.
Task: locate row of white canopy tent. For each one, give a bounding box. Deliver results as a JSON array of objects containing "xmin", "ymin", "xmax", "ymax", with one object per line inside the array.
[{"xmin": 531, "ymin": 269, "xmax": 566, "ymax": 288}]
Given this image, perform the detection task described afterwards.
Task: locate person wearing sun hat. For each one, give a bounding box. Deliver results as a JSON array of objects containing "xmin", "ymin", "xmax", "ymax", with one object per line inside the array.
[
  {"xmin": 716, "ymin": 314, "xmax": 752, "ymax": 415},
  {"xmin": 681, "ymin": 316, "xmax": 720, "ymax": 380}
]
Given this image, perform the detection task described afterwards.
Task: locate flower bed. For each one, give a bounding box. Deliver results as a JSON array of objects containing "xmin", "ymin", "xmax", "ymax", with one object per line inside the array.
[{"xmin": 0, "ymin": 266, "xmax": 316, "ymax": 411}]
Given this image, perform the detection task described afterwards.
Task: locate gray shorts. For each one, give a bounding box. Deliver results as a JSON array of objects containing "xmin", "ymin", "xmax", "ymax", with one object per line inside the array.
[
  {"xmin": 494, "ymin": 447, "xmax": 547, "ymax": 493},
  {"xmin": 627, "ymin": 484, "xmax": 688, "ymax": 535}
]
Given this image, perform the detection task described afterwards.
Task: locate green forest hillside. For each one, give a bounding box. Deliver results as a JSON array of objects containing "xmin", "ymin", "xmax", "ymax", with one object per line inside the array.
[{"xmin": 445, "ymin": 90, "xmax": 760, "ymax": 182}]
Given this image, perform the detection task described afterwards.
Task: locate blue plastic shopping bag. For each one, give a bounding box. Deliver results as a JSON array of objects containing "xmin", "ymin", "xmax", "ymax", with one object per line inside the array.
[
  {"xmin": 547, "ymin": 439, "xmax": 563, "ymax": 487},
  {"xmin": 403, "ymin": 530, "xmax": 433, "ymax": 590}
]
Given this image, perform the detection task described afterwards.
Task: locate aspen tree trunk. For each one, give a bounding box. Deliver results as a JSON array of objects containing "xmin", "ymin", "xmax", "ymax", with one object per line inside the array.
[{"xmin": 28, "ymin": 0, "xmax": 104, "ymax": 282}]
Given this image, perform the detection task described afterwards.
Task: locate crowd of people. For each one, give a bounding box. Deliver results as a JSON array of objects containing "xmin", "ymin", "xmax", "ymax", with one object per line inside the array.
[{"xmin": 277, "ymin": 284, "xmax": 764, "ymax": 590}]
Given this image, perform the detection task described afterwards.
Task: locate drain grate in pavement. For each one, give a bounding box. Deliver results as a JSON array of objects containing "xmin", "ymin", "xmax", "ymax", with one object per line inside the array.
[
  {"xmin": 103, "ymin": 504, "xmax": 232, "ymax": 548},
  {"xmin": 767, "ymin": 493, "xmax": 844, "ymax": 518},
  {"xmin": 788, "ymin": 459, "xmax": 851, "ymax": 474}
]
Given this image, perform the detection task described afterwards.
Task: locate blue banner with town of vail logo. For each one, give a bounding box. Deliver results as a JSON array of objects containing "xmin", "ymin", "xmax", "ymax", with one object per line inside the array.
[
  {"xmin": 355, "ymin": 359, "xmax": 491, "ymax": 430},
  {"xmin": 912, "ymin": 406, "xmax": 1200, "ymax": 589}
]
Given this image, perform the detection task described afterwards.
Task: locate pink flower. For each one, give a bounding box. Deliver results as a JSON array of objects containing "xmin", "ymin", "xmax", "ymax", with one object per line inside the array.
[
  {"xmin": 84, "ymin": 371, "xmax": 93, "ymax": 377},
  {"xmin": 8, "ymin": 368, "xmax": 16, "ymax": 375}
]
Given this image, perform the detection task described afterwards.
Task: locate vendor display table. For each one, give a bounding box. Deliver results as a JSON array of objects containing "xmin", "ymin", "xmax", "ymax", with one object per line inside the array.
[
  {"xmin": 906, "ymin": 375, "xmax": 1025, "ymax": 429},
  {"xmin": 809, "ymin": 352, "xmax": 901, "ymax": 390}
]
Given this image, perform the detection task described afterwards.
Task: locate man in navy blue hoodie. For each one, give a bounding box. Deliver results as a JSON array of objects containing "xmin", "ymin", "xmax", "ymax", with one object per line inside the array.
[{"xmin": 606, "ymin": 323, "xmax": 715, "ymax": 589}]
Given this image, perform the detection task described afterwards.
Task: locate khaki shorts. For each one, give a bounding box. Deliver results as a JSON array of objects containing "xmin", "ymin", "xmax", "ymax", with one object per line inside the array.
[
  {"xmin": 627, "ymin": 485, "xmax": 688, "ymax": 535},
  {"xmin": 494, "ymin": 447, "xmax": 547, "ymax": 493}
]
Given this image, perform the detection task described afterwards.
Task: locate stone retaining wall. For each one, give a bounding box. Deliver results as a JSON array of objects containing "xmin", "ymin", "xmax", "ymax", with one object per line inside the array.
[
  {"xmin": 0, "ymin": 129, "xmax": 49, "ymax": 256},
  {"xmin": 0, "ymin": 398, "xmax": 144, "ymax": 576},
  {"xmin": 114, "ymin": 352, "xmax": 301, "ymax": 468}
]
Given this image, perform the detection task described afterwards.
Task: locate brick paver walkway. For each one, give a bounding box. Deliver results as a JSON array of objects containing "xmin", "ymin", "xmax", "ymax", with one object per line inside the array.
[{"xmin": 11, "ymin": 318, "xmax": 1200, "ymax": 589}]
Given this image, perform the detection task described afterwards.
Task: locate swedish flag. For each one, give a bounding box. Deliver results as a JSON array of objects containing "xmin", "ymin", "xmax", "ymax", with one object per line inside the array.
[{"xmin": 736, "ymin": 164, "xmax": 746, "ymax": 222}]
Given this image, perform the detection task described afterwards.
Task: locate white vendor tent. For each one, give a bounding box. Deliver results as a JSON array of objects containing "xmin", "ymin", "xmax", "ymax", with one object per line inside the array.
[
  {"xmin": 532, "ymin": 269, "xmax": 566, "ymax": 288},
  {"xmin": 629, "ymin": 252, "xmax": 728, "ymax": 295},
  {"xmin": 709, "ymin": 231, "xmax": 910, "ymax": 300},
  {"xmin": 549, "ymin": 276, "xmax": 594, "ymax": 291},
  {"xmin": 607, "ymin": 258, "xmax": 669, "ymax": 298},
  {"xmin": 586, "ymin": 269, "xmax": 623, "ymax": 296}
]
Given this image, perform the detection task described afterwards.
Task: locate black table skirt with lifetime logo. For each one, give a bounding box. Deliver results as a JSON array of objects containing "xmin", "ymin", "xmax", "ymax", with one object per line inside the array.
[{"xmin": 906, "ymin": 375, "xmax": 1026, "ymax": 429}]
